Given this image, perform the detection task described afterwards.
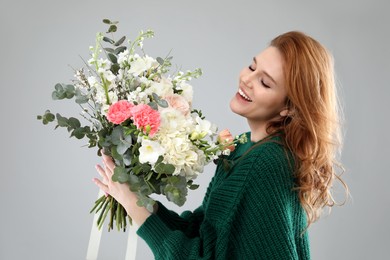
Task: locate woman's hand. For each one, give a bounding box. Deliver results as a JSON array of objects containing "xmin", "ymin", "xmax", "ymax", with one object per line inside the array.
[{"xmin": 93, "ymin": 153, "xmax": 152, "ymax": 227}]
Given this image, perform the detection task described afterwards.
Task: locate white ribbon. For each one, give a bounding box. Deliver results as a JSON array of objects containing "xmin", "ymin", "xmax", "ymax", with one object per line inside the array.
[{"xmin": 86, "ymin": 190, "xmax": 138, "ymax": 260}]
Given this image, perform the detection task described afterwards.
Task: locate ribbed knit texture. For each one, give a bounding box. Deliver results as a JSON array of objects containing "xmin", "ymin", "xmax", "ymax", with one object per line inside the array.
[{"xmin": 137, "ymin": 132, "xmax": 311, "ymax": 259}]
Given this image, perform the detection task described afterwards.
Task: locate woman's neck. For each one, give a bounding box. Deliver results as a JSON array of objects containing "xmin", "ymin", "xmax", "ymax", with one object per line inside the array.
[{"xmin": 247, "ymin": 120, "xmax": 269, "ymax": 142}]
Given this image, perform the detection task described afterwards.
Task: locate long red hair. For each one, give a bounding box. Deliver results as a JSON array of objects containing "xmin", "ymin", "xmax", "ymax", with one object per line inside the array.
[{"xmin": 268, "ymin": 31, "xmax": 348, "ymax": 227}]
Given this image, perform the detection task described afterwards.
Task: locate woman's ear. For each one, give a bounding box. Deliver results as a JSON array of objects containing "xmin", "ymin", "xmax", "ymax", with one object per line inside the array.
[{"xmin": 279, "ymin": 109, "xmax": 289, "ymax": 117}]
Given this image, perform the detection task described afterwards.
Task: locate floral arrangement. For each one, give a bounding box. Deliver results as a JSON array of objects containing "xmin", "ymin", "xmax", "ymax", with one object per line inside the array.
[{"xmin": 37, "ymin": 19, "xmax": 245, "ymax": 231}]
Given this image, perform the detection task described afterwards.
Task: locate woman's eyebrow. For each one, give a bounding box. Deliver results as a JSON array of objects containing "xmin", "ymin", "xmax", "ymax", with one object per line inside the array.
[{"xmin": 253, "ymin": 57, "xmax": 277, "ymax": 85}]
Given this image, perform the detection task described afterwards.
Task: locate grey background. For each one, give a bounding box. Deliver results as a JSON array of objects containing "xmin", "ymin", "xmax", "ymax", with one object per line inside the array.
[{"xmin": 1, "ymin": 0, "xmax": 389, "ymax": 259}]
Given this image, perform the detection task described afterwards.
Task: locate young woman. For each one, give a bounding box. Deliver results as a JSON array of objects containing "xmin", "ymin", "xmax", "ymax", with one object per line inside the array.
[{"xmin": 94, "ymin": 31, "xmax": 346, "ymax": 259}]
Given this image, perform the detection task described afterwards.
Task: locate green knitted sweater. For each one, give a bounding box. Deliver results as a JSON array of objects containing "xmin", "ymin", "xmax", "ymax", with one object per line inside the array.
[{"xmin": 137, "ymin": 132, "xmax": 311, "ymax": 259}]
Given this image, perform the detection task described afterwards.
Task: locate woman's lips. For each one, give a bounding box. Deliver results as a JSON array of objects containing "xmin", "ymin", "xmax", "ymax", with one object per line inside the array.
[{"xmin": 238, "ymin": 88, "xmax": 252, "ymax": 102}]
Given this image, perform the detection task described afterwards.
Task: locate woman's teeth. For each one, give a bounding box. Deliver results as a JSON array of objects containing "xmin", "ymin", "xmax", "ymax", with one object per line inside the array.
[{"xmin": 238, "ymin": 89, "xmax": 252, "ymax": 102}]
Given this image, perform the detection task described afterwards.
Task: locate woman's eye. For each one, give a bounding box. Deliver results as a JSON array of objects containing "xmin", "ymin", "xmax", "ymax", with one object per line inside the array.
[
  {"xmin": 261, "ymin": 79, "xmax": 270, "ymax": 88},
  {"xmin": 248, "ymin": 65, "xmax": 255, "ymax": 71}
]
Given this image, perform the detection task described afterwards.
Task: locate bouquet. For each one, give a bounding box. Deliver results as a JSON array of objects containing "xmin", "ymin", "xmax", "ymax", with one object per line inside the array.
[{"xmin": 37, "ymin": 19, "xmax": 243, "ymax": 231}]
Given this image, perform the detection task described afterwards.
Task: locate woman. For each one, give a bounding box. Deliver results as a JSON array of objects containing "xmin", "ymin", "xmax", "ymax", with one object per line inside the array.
[{"xmin": 93, "ymin": 31, "xmax": 347, "ymax": 259}]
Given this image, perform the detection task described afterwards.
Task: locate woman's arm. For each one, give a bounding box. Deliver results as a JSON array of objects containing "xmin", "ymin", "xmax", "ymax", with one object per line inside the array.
[
  {"xmin": 93, "ymin": 153, "xmax": 205, "ymax": 234},
  {"xmin": 93, "ymin": 153, "xmax": 152, "ymax": 227}
]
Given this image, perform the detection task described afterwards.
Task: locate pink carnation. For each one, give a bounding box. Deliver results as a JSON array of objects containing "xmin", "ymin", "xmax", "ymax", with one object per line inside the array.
[
  {"xmin": 106, "ymin": 100, "xmax": 134, "ymax": 124},
  {"xmin": 130, "ymin": 104, "xmax": 161, "ymax": 136}
]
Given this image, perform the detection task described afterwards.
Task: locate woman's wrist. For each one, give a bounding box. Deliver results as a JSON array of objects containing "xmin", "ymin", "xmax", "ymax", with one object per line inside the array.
[{"xmin": 122, "ymin": 196, "xmax": 153, "ymax": 227}]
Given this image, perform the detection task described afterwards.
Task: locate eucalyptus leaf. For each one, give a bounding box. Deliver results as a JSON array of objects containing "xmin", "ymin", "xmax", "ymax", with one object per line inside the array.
[
  {"xmin": 54, "ymin": 83, "xmax": 64, "ymax": 92},
  {"xmin": 110, "ymin": 126, "xmax": 124, "ymax": 145},
  {"xmin": 68, "ymin": 117, "xmax": 81, "ymax": 129},
  {"xmin": 114, "ymin": 46, "xmax": 127, "ymax": 55},
  {"xmin": 162, "ymin": 164, "xmax": 175, "ymax": 175},
  {"xmin": 103, "ymin": 37, "xmax": 115, "ymax": 44},
  {"xmin": 154, "ymin": 163, "xmax": 165, "ymax": 174},
  {"xmin": 111, "ymin": 146, "xmax": 122, "ymax": 161},
  {"xmin": 104, "ymin": 47, "xmax": 115, "ymax": 53},
  {"xmin": 157, "ymin": 98, "xmax": 168, "ymax": 108},
  {"xmin": 44, "ymin": 110, "xmax": 55, "ymax": 122},
  {"xmin": 148, "ymin": 102, "xmax": 158, "ymax": 110},
  {"xmin": 122, "ymin": 152, "xmax": 132, "ymax": 166},
  {"xmin": 112, "ymin": 166, "xmax": 129, "ymax": 183},
  {"xmin": 189, "ymin": 184, "xmax": 200, "ymax": 190},
  {"xmin": 108, "ymin": 25, "xmax": 117, "ymax": 33},
  {"xmin": 107, "ymin": 53, "xmax": 117, "ymax": 64},
  {"xmin": 114, "ymin": 36, "xmax": 126, "ymax": 46},
  {"xmin": 117, "ymin": 142, "xmax": 129, "ymax": 155},
  {"xmin": 56, "ymin": 114, "xmax": 68, "ymax": 127},
  {"xmin": 72, "ymin": 127, "xmax": 86, "ymax": 139},
  {"xmin": 75, "ymin": 95, "xmax": 89, "ymax": 104},
  {"xmin": 110, "ymin": 63, "xmax": 120, "ymax": 74},
  {"xmin": 156, "ymin": 57, "xmax": 164, "ymax": 65}
]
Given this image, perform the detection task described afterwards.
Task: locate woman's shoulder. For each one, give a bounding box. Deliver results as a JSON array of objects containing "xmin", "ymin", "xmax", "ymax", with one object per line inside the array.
[{"xmin": 234, "ymin": 133, "xmax": 295, "ymax": 178}]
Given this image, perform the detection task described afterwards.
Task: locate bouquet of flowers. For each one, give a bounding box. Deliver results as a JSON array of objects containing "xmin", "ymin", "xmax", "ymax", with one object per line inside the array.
[{"xmin": 37, "ymin": 19, "xmax": 243, "ymax": 231}]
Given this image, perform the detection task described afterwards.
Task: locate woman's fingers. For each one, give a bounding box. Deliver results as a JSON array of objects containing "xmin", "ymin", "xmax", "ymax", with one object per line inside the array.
[
  {"xmin": 95, "ymin": 164, "xmax": 109, "ymax": 183},
  {"xmin": 93, "ymin": 178, "xmax": 110, "ymax": 195},
  {"xmin": 102, "ymin": 154, "xmax": 115, "ymax": 174}
]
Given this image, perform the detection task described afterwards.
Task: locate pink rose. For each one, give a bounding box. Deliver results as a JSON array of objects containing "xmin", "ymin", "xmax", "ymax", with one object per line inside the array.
[
  {"xmin": 130, "ymin": 104, "xmax": 161, "ymax": 136},
  {"xmin": 164, "ymin": 94, "xmax": 190, "ymax": 116},
  {"xmin": 217, "ymin": 129, "xmax": 235, "ymax": 152},
  {"xmin": 106, "ymin": 100, "xmax": 134, "ymax": 124}
]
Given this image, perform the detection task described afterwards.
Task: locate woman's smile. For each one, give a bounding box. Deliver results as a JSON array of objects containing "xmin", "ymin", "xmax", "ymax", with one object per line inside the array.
[{"xmin": 237, "ymin": 88, "xmax": 253, "ymax": 102}]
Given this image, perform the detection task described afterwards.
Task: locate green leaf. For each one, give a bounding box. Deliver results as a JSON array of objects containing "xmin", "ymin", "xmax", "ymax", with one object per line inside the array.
[
  {"xmin": 112, "ymin": 166, "xmax": 129, "ymax": 183},
  {"xmin": 54, "ymin": 83, "xmax": 64, "ymax": 92},
  {"xmin": 104, "ymin": 47, "xmax": 115, "ymax": 53},
  {"xmin": 122, "ymin": 152, "xmax": 132, "ymax": 166},
  {"xmin": 114, "ymin": 46, "xmax": 127, "ymax": 55},
  {"xmin": 110, "ymin": 126, "xmax": 124, "ymax": 145},
  {"xmin": 107, "ymin": 25, "xmax": 117, "ymax": 33},
  {"xmin": 163, "ymin": 164, "xmax": 175, "ymax": 175},
  {"xmin": 156, "ymin": 57, "xmax": 164, "ymax": 65},
  {"xmin": 117, "ymin": 142, "xmax": 129, "ymax": 155},
  {"xmin": 148, "ymin": 102, "xmax": 158, "ymax": 110},
  {"xmin": 103, "ymin": 37, "xmax": 115, "ymax": 44},
  {"xmin": 107, "ymin": 53, "xmax": 117, "ymax": 64},
  {"xmin": 110, "ymin": 63, "xmax": 120, "ymax": 74},
  {"xmin": 75, "ymin": 95, "xmax": 89, "ymax": 104},
  {"xmin": 110, "ymin": 145, "xmax": 122, "ymax": 161},
  {"xmin": 68, "ymin": 117, "xmax": 81, "ymax": 129},
  {"xmin": 157, "ymin": 98, "xmax": 168, "ymax": 108},
  {"xmin": 154, "ymin": 163, "xmax": 175, "ymax": 175},
  {"xmin": 43, "ymin": 110, "xmax": 55, "ymax": 122},
  {"xmin": 189, "ymin": 184, "xmax": 200, "ymax": 190},
  {"xmin": 103, "ymin": 19, "xmax": 111, "ymax": 24},
  {"xmin": 114, "ymin": 36, "xmax": 126, "ymax": 46},
  {"xmin": 72, "ymin": 127, "xmax": 86, "ymax": 139},
  {"xmin": 56, "ymin": 114, "xmax": 69, "ymax": 127}
]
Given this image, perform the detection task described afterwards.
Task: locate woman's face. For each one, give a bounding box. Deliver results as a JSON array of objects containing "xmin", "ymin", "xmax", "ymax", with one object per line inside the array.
[{"xmin": 230, "ymin": 46, "xmax": 287, "ymax": 126}]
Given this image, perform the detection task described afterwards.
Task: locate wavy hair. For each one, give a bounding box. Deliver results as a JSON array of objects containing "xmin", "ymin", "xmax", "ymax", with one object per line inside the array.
[{"xmin": 267, "ymin": 31, "xmax": 348, "ymax": 227}]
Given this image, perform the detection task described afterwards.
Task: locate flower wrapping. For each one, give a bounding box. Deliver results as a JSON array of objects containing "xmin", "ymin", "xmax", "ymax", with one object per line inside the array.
[{"xmin": 37, "ymin": 19, "xmax": 240, "ymax": 231}]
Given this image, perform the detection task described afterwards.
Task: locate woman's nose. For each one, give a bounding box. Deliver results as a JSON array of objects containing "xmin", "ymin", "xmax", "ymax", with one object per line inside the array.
[{"xmin": 241, "ymin": 71, "xmax": 254, "ymax": 88}]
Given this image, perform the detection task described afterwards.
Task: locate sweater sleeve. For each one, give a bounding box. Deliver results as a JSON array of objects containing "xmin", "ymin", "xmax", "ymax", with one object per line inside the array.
[
  {"xmin": 136, "ymin": 141, "xmax": 310, "ymax": 260},
  {"xmin": 154, "ymin": 201, "xmax": 204, "ymax": 237}
]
